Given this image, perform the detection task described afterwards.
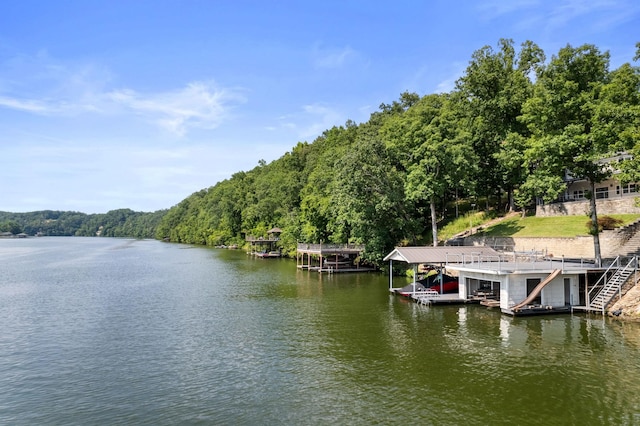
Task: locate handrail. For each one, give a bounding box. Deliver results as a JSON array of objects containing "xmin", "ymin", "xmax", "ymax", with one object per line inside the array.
[
  {"xmin": 588, "ymin": 256, "xmax": 620, "ymax": 305},
  {"xmin": 595, "ymin": 256, "xmax": 638, "ymax": 313},
  {"xmin": 297, "ymin": 243, "xmax": 365, "ymax": 251}
]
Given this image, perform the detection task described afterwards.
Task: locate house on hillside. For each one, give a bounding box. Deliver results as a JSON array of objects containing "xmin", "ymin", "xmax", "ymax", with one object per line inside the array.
[{"xmin": 537, "ymin": 152, "xmax": 639, "ymax": 217}]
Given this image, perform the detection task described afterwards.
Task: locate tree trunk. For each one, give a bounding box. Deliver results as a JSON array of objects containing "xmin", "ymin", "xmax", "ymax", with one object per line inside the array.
[
  {"xmin": 430, "ymin": 197, "xmax": 438, "ymax": 247},
  {"xmin": 507, "ymin": 186, "xmax": 515, "ymax": 212},
  {"xmin": 589, "ymin": 180, "xmax": 602, "ymax": 267}
]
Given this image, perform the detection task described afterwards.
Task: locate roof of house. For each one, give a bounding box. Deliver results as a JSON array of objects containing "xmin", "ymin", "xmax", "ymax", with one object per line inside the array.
[{"xmin": 383, "ymin": 246, "xmax": 501, "ymax": 264}]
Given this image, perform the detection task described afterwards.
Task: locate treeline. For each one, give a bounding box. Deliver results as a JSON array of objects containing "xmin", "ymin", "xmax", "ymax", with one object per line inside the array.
[
  {"xmin": 157, "ymin": 39, "xmax": 640, "ymax": 265},
  {"xmin": 0, "ymin": 209, "xmax": 166, "ymax": 238}
]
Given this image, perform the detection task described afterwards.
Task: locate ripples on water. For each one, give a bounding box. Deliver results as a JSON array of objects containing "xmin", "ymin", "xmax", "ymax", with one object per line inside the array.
[{"xmin": 1, "ymin": 238, "xmax": 640, "ymax": 425}]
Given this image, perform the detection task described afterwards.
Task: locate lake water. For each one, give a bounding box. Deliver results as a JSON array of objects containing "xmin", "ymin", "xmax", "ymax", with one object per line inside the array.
[{"xmin": 1, "ymin": 237, "xmax": 640, "ymax": 425}]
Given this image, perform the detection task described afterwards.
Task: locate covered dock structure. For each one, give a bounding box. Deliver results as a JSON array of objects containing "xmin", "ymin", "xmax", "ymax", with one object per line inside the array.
[
  {"xmin": 384, "ymin": 246, "xmax": 634, "ymax": 316},
  {"xmin": 384, "ymin": 246, "xmax": 503, "ymax": 304},
  {"xmin": 246, "ymin": 227, "xmax": 283, "ymax": 257},
  {"xmin": 296, "ymin": 242, "xmax": 375, "ymax": 273}
]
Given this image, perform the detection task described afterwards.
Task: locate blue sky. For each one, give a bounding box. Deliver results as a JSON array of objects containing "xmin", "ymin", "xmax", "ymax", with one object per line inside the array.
[{"xmin": 1, "ymin": 1, "xmax": 638, "ymax": 214}]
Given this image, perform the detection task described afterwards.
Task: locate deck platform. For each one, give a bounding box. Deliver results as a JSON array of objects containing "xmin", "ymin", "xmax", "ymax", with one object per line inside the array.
[
  {"xmin": 297, "ymin": 243, "xmax": 373, "ymax": 273},
  {"xmin": 390, "ymin": 288, "xmax": 476, "ymax": 305},
  {"xmin": 300, "ymin": 265, "xmax": 376, "ymax": 273},
  {"xmin": 502, "ymin": 305, "xmax": 573, "ymax": 316}
]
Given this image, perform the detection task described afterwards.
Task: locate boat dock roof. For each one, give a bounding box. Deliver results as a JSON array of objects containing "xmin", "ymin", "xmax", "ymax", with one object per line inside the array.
[
  {"xmin": 384, "ymin": 246, "xmax": 606, "ymax": 274},
  {"xmin": 383, "ymin": 246, "xmax": 501, "ymax": 265}
]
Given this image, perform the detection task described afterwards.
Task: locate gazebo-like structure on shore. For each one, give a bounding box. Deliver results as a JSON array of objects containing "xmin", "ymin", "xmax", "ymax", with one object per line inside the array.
[{"xmin": 246, "ymin": 227, "xmax": 283, "ymax": 257}]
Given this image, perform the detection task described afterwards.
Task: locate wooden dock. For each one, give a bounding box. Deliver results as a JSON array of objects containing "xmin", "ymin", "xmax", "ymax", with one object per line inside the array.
[
  {"xmin": 390, "ymin": 288, "xmax": 475, "ymax": 305},
  {"xmin": 296, "ymin": 243, "xmax": 375, "ymax": 273},
  {"xmin": 479, "ymin": 299, "xmax": 500, "ymax": 308}
]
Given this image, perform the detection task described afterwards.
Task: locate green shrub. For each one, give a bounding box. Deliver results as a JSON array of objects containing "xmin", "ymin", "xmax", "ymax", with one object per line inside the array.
[{"xmin": 586, "ymin": 215, "xmax": 624, "ymax": 234}]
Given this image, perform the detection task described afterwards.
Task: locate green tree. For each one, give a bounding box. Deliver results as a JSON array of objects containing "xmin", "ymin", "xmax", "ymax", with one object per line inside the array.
[
  {"xmin": 521, "ymin": 44, "xmax": 612, "ymax": 265},
  {"xmin": 0, "ymin": 220, "xmax": 22, "ymax": 234},
  {"xmin": 332, "ymin": 130, "xmax": 413, "ymax": 263},
  {"xmin": 456, "ymin": 39, "xmax": 543, "ymax": 211},
  {"xmin": 383, "ymin": 93, "xmax": 476, "ymax": 245}
]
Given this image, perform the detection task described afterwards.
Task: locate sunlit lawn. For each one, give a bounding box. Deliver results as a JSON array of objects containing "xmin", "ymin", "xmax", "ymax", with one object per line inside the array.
[
  {"xmin": 480, "ymin": 214, "xmax": 640, "ymax": 237},
  {"xmin": 439, "ymin": 212, "xmax": 640, "ymax": 240}
]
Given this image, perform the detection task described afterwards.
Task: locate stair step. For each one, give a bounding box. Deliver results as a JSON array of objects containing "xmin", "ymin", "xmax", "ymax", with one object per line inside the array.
[{"xmin": 587, "ymin": 258, "xmax": 638, "ymax": 310}]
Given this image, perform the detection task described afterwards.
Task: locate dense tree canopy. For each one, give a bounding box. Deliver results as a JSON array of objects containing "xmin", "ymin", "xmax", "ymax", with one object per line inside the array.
[
  {"xmin": 153, "ymin": 40, "xmax": 640, "ymax": 266},
  {"xmin": 9, "ymin": 40, "xmax": 636, "ymax": 268}
]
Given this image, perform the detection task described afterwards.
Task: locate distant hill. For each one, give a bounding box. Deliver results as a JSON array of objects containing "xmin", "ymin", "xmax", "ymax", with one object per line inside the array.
[{"xmin": 0, "ymin": 209, "xmax": 166, "ymax": 238}]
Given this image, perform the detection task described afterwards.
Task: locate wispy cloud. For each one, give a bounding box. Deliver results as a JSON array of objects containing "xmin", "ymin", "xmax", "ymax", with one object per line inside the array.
[
  {"xmin": 275, "ymin": 103, "xmax": 343, "ymax": 140},
  {"xmin": 300, "ymin": 104, "xmax": 342, "ymax": 138},
  {"xmin": 477, "ymin": 0, "xmax": 639, "ymax": 32},
  {"xmin": 106, "ymin": 82, "xmax": 246, "ymax": 136},
  {"xmin": 311, "ymin": 44, "xmax": 366, "ymax": 69},
  {"xmin": 476, "ymin": 0, "xmax": 540, "ymax": 19},
  {"xmin": 0, "ymin": 96, "xmax": 51, "ymax": 113},
  {"xmin": 547, "ymin": 0, "xmax": 635, "ymax": 30},
  {"xmin": 0, "ymin": 52, "xmax": 246, "ymax": 136}
]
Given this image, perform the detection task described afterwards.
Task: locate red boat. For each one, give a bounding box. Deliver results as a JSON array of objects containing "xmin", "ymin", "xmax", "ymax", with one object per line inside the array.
[
  {"xmin": 395, "ymin": 273, "xmax": 458, "ymax": 296},
  {"xmin": 428, "ymin": 278, "xmax": 459, "ymax": 294}
]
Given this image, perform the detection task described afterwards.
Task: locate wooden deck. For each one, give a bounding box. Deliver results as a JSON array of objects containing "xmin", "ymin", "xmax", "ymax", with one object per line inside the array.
[
  {"xmin": 390, "ymin": 288, "xmax": 476, "ymax": 305},
  {"xmin": 298, "ymin": 265, "xmax": 376, "ymax": 273},
  {"xmin": 297, "ymin": 243, "xmax": 372, "ymax": 273},
  {"xmin": 296, "ymin": 243, "xmax": 365, "ymax": 255}
]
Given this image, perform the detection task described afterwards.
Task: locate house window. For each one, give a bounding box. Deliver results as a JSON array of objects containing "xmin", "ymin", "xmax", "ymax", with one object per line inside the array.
[
  {"xmin": 572, "ymin": 190, "xmax": 585, "ymax": 200},
  {"xmin": 622, "ymin": 183, "xmax": 637, "ymax": 194},
  {"xmin": 595, "ymin": 187, "xmax": 609, "ymax": 199}
]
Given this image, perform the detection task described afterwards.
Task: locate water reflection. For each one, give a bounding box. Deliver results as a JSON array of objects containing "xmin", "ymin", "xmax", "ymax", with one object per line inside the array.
[{"xmin": 2, "ymin": 238, "xmax": 640, "ymax": 425}]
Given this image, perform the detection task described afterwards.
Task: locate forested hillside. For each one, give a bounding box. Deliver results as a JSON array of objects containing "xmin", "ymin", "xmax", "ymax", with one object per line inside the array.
[
  {"xmin": 0, "ymin": 209, "xmax": 165, "ymax": 238},
  {"xmin": 152, "ymin": 39, "xmax": 639, "ymax": 265}
]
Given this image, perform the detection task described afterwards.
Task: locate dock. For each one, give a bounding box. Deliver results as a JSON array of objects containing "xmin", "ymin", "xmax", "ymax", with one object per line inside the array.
[
  {"xmin": 296, "ymin": 243, "xmax": 376, "ymax": 273},
  {"xmin": 246, "ymin": 228, "xmax": 282, "ymax": 258},
  {"xmin": 390, "ymin": 288, "xmax": 476, "ymax": 305}
]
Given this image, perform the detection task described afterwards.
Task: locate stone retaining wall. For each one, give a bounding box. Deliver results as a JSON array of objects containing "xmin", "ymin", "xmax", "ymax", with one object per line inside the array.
[
  {"xmin": 466, "ymin": 220, "xmax": 640, "ymax": 259},
  {"xmin": 537, "ymin": 197, "xmax": 640, "ymax": 217}
]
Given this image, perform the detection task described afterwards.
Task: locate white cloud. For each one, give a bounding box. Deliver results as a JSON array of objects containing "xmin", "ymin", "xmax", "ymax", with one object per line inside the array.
[
  {"xmin": 435, "ymin": 62, "xmax": 467, "ymax": 94},
  {"xmin": 312, "ymin": 45, "xmax": 357, "ymax": 69},
  {"xmin": 476, "ymin": 0, "xmax": 540, "ymax": 19},
  {"xmin": 106, "ymin": 82, "xmax": 246, "ymax": 136},
  {"xmin": 477, "ymin": 0, "xmax": 639, "ymax": 33},
  {"xmin": 301, "ymin": 104, "xmax": 342, "ymax": 138},
  {"xmin": 0, "ymin": 53, "xmax": 246, "ymax": 136},
  {"xmin": 0, "ymin": 96, "xmax": 50, "ymax": 113},
  {"xmin": 274, "ymin": 103, "xmax": 343, "ymax": 140}
]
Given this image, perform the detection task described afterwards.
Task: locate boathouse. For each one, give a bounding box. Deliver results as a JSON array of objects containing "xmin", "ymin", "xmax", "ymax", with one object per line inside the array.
[
  {"xmin": 384, "ymin": 246, "xmax": 501, "ymax": 303},
  {"xmin": 296, "ymin": 242, "xmax": 374, "ymax": 273},
  {"xmin": 384, "ymin": 246, "xmax": 638, "ymax": 316},
  {"xmin": 246, "ymin": 227, "xmax": 282, "ymax": 257}
]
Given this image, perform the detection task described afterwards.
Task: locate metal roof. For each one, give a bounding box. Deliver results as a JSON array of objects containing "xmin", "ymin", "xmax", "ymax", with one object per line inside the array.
[{"xmin": 383, "ymin": 246, "xmax": 501, "ymax": 264}]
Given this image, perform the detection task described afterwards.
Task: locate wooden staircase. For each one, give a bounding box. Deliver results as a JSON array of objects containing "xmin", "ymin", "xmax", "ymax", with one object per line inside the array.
[{"xmin": 587, "ymin": 256, "xmax": 638, "ymax": 313}]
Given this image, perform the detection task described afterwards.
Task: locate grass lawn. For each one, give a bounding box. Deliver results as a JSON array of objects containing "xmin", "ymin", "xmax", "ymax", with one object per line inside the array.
[{"xmin": 479, "ymin": 214, "xmax": 640, "ymax": 238}]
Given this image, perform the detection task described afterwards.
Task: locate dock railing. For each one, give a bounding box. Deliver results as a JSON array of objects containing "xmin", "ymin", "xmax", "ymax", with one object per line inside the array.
[
  {"xmin": 297, "ymin": 243, "xmax": 365, "ymax": 252},
  {"xmin": 445, "ymin": 252, "xmax": 599, "ymax": 272}
]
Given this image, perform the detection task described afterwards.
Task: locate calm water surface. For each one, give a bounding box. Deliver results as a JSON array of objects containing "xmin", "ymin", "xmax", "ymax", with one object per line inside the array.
[{"xmin": 1, "ymin": 237, "xmax": 640, "ymax": 425}]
